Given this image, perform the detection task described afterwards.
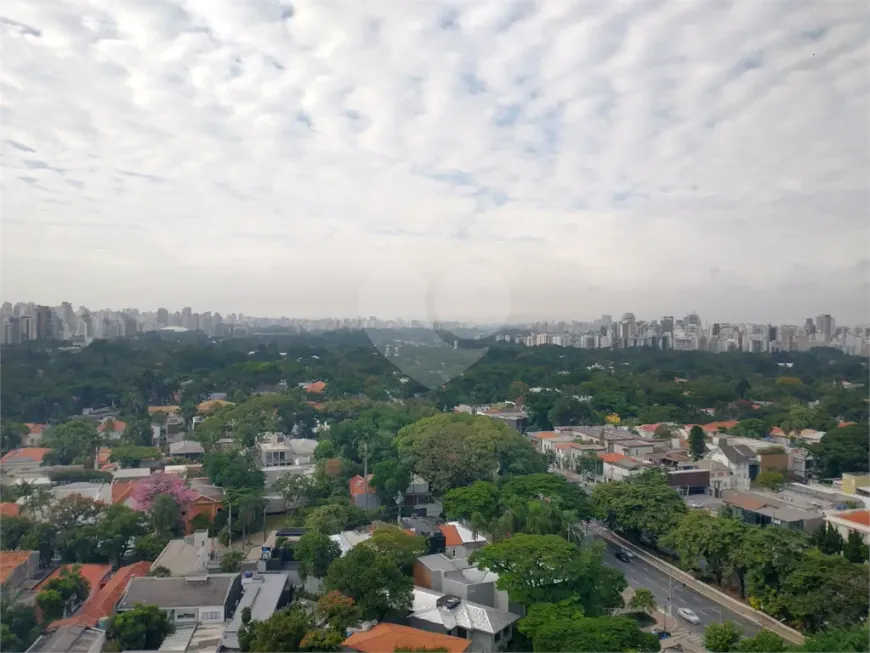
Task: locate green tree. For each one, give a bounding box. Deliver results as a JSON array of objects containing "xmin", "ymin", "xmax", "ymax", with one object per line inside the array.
[
  {"xmin": 532, "ymin": 615, "xmax": 660, "ymax": 652},
  {"xmin": 842, "ymin": 530, "xmax": 868, "ymax": 563},
  {"xmin": 0, "ymin": 421, "xmax": 28, "ymax": 454},
  {"xmin": 733, "ymin": 630, "xmax": 789, "ymax": 653},
  {"xmin": 99, "ymin": 503, "xmax": 150, "ymax": 566},
  {"xmin": 220, "ymin": 550, "xmax": 244, "ymax": 572},
  {"xmin": 135, "ymin": 533, "xmax": 171, "ymax": 561},
  {"xmin": 653, "ymin": 424, "xmax": 673, "ymax": 439},
  {"xmin": 315, "ymin": 591, "xmax": 362, "ymax": 632},
  {"xmin": 395, "ymin": 413, "xmax": 545, "ymax": 493},
  {"xmin": 662, "ymin": 511, "xmax": 748, "ymax": 588},
  {"xmin": 591, "ymin": 470, "xmax": 687, "ymax": 544},
  {"xmin": 363, "ymin": 524, "xmax": 426, "ymax": 570},
  {"xmin": 517, "ymin": 598, "xmax": 584, "ymax": 641},
  {"xmin": 107, "ymin": 604, "xmax": 174, "ymax": 651},
  {"xmin": 443, "ymin": 481, "xmax": 500, "ymax": 522},
  {"xmin": 110, "ymin": 445, "xmax": 161, "ymax": 468},
  {"xmin": 202, "ymin": 451, "xmax": 265, "ymax": 491},
  {"xmin": 688, "ymin": 425, "xmax": 707, "ymax": 460},
  {"xmin": 810, "ymin": 423, "xmax": 870, "ymax": 478},
  {"xmin": 704, "ymin": 622, "xmax": 743, "ymax": 652},
  {"xmin": 325, "ymin": 545, "xmax": 413, "ymax": 621},
  {"xmin": 628, "ymin": 588, "xmax": 657, "ymax": 616},
  {"xmin": 44, "ymin": 421, "xmax": 99, "ymax": 465},
  {"xmin": 274, "ymin": 474, "xmax": 315, "ymax": 518},
  {"xmin": 150, "ymin": 494, "xmax": 182, "ymax": 536},
  {"xmin": 238, "ymin": 606, "xmax": 313, "ymax": 652},
  {"xmin": 470, "ymin": 535, "xmax": 625, "ymax": 614},
  {"xmin": 369, "ymin": 459, "xmax": 411, "ymax": 503},
  {"xmin": 300, "ymin": 628, "xmax": 344, "ymax": 652},
  {"xmin": 799, "ymin": 624, "xmax": 870, "ymax": 652},
  {"xmin": 0, "ymin": 601, "xmax": 40, "ymax": 652},
  {"xmin": 314, "ymin": 439, "xmax": 336, "ymax": 460},
  {"xmin": 294, "ymin": 532, "xmax": 341, "ymax": 579},
  {"xmin": 753, "ymin": 470, "xmax": 786, "ymax": 492},
  {"xmin": 810, "ymin": 523, "xmax": 844, "ymax": 555},
  {"xmin": 305, "ymin": 504, "xmax": 348, "ymax": 535},
  {"xmin": 36, "ymin": 590, "xmax": 65, "ymax": 622}
]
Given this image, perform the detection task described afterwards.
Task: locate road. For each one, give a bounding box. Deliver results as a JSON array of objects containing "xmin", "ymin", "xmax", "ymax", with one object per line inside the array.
[{"xmin": 594, "ymin": 533, "xmax": 762, "ymax": 639}]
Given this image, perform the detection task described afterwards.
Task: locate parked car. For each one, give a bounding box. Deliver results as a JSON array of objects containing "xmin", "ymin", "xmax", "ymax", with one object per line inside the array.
[
  {"xmin": 689, "ymin": 502, "xmax": 702, "ymax": 509},
  {"xmin": 676, "ymin": 608, "xmax": 701, "ymax": 625}
]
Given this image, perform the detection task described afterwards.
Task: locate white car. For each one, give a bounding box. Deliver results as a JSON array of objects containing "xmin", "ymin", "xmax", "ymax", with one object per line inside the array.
[
  {"xmin": 676, "ymin": 608, "xmax": 701, "ymax": 625},
  {"xmin": 689, "ymin": 502, "xmax": 702, "ymax": 509}
]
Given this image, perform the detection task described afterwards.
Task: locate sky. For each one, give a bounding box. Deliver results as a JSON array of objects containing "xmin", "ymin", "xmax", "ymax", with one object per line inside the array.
[{"xmin": 2, "ymin": 0, "xmax": 869, "ymax": 325}]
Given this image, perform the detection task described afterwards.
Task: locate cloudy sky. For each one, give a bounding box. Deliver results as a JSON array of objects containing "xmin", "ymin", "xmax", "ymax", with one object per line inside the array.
[{"xmin": 2, "ymin": 0, "xmax": 869, "ymax": 324}]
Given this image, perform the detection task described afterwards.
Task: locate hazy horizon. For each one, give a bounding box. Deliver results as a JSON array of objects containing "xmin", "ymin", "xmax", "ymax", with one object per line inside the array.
[{"xmin": 2, "ymin": 1, "xmax": 869, "ymax": 324}]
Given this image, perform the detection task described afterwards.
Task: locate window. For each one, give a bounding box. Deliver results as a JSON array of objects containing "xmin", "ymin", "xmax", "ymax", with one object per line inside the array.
[
  {"xmin": 175, "ymin": 610, "xmax": 197, "ymax": 621},
  {"xmin": 201, "ymin": 610, "xmax": 222, "ymax": 621},
  {"xmin": 455, "ymin": 627, "xmax": 469, "ymax": 639}
]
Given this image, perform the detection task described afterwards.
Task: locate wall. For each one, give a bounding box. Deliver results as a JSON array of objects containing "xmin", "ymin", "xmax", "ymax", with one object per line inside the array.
[{"xmin": 759, "ymin": 452, "xmax": 789, "ymax": 473}]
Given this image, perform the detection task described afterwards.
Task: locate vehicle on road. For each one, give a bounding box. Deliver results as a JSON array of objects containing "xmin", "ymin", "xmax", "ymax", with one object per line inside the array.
[
  {"xmin": 676, "ymin": 608, "xmax": 701, "ymax": 625},
  {"xmin": 615, "ymin": 549, "xmax": 632, "ymax": 562},
  {"xmin": 689, "ymin": 502, "xmax": 702, "ymax": 508},
  {"xmin": 651, "ymin": 628, "xmax": 672, "ymax": 640}
]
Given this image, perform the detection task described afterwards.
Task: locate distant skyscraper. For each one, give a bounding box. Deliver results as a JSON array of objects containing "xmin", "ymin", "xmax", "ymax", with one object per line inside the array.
[
  {"xmin": 181, "ymin": 307, "xmax": 193, "ymax": 330},
  {"xmin": 661, "ymin": 316, "xmax": 674, "ymax": 333},
  {"xmin": 35, "ymin": 305, "xmax": 56, "ymax": 340},
  {"xmin": 685, "ymin": 312, "xmax": 702, "ymax": 328},
  {"xmin": 815, "ymin": 314, "xmax": 834, "ymax": 340},
  {"xmin": 156, "ymin": 307, "xmax": 169, "ymax": 328}
]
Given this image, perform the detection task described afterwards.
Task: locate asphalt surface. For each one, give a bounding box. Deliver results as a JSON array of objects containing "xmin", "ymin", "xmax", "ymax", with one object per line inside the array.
[{"xmin": 595, "ymin": 534, "xmax": 762, "ymax": 638}]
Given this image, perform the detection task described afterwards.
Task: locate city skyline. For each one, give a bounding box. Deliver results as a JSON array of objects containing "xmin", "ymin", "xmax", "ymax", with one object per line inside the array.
[{"xmin": 3, "ymin": 2, "xmax": 868, "ymax": 323}]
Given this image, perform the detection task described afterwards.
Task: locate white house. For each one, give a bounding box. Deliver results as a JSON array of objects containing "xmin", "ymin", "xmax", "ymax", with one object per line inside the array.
[
  {"xmin": 599, "ymin": 453, "xmax": 644, "ymax": 482},
  {"xmin": 117, "ymin": 574, "xmax": 243, "ymax": 625},
  {"xmin": 704, "ymin": 438, "xmax": 759, "ymax": 491}
]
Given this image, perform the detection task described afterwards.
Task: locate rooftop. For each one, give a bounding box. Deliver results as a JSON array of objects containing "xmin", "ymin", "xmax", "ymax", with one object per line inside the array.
[
  {"xmin": 151, "ymin": 534, "xmax": 216, "ymax": 577},
  {"xmin": 118, "ymin": 574, "xmax": 238, "ymax": 610},
  {"xmin": 438, "ymin": 522, "xmax": 486, "ymax": 547},
  {"xmin": 1, "ymin": 448, "xmax": 52, "ymax": 464},
  {"xmin": 169, "ymin": 441, "xmax": 206, "ymax": 456},
  {"xmin": 330, "ymin": 529, "xmax": 373, "ymax": 555},
  {"xmin": 833, "ymin": 509, "xmax": 870, "ymax": 528},
  {"xmin": 27, "ymin": 625, "xmax": 105, "ymax": 653},
  {"xmin": 0, "ymin": 550, "xmax": 36, "ymax": 583},
  {"xmin": 35, "ymin": 564, "xmax": 112, "ymax": 596},
  {"xmin": 417, "ymin": 554, "xmax": 499, "ymax": 585},
  {"xmin": 49, "ymin": 561, "xmax": 152, "ymax": 630},
  {"xmin": 159, "ymin": 623, "xmax": 226, "ymax": 653},
  {"xmin": 222, "ymin": 573, "xmax": 288, "ymax": 649},
  {"xmin": 0, "ymin": 502, "xmax": 21, "ymax": 517},
  {"xmin": 411, "ymin": 587, "xmax": 519, "ymax": 635},
  {"xmin": 344, "ymin": 623, "xmax": 470, "ymax": 653},
  {"xmin": 349, "ymin": 474, "xmax": 376, "ymax": 498}
]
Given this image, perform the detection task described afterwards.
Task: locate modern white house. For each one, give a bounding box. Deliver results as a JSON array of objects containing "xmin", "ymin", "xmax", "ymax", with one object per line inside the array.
[
  {"xmin": 117, "ymin": 574, "xmax": 243, "ymax": 625},
  {"xmin": 704, "ymin": 438, "xmax": 759, "ymax": 491}
]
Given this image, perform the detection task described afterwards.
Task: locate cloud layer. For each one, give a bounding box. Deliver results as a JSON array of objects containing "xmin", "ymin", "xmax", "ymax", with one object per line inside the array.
[{"xmin": 2, "ymin": 0, "xmax": 869, "ymax": 323}]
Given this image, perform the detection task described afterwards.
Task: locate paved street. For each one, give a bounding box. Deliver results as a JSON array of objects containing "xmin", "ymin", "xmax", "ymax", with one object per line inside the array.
[{"xmin": 595, "ymin": 534, "xmax": 762, "ymax": 639}]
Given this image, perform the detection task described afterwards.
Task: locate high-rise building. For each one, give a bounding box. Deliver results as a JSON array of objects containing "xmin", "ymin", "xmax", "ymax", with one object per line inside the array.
[
  {"xmin": 156, "ymin": 308, "xmax": 169, "ymax": 328},
  {"xmin": 661, "ymin": 316, "xmax": 674, "ymax": 333},
  {"xmin": 181, "ymin": 307, "xmax": 193, "ymax": 330},
  {"xmin": 35, "ymin": 305, "xmax": 57, "ymax": 340},
  {"xmin": 685, "ymin": 312, "xmax": 702, "ymax": 328},
  {"xmin": 815, "ymin": 314, "xmax": 834, "ymax": 340},
  {"xmin": 3, "ymin": 317, "xmax": 21, "ymax": 345},
  {"xmin": 804, "ymin": 318, "xmax": 815, "ymax": 335}
]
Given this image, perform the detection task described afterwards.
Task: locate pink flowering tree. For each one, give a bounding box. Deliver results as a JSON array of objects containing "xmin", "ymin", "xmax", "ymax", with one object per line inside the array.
[{"xmin": 131, "ymin": 473, "xmax": 198, "ymax": 511}]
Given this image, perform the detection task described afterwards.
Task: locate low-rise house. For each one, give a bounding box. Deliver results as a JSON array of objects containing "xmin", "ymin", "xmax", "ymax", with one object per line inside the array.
[
  {"xmin": 331, "ymin": 528, "xmax": 375, "ymax": 556},
  {"xmin": 151, "ymin": 531, "xmax": 219, "ymax": 577},
  {"xmin": 527, "ymin": 431, "xmax": 575, "ymax": 453},
  {"xmin": 413, "ymin": 554, "xmax": 516, "ymax": 613},
  {"xmin": 169, "ymin": 441, "xmax": 206, "ymax": 460},
  {"xmin": 256, "ymin": 433, "xmax": 317, "ymax": 468},
  {"xmin": 154, "ymin": 623, "xmax": 227, "ymax": 653},
  {"xmin": 409, "ymin": 587, "xmax": 519, "ymax": 653},
  {"xmin": 350, "ymin": 474, "xmax": 380, "ymax": 510},
  {"xmin": 32, "ymin": 564, "xmax": 113, "ymax": 618},
  {"xmin": 721, "ymin": 490, "xmax": 823, "ymax": 533},
  {"xmin": 1, "ymin": 448, "xmax": 52, "ymax": 481},
  {"xmin": 704, "ymin": 438, "xmax": 759, "ymax": 490},
  {"xmin": 825, "ymin": 509, "xmax": 870, "ymax": 545},
  {"xmin": 26, "ymin": 624, "xmax": 106, "ymax": 653},
  {"xmin": 49, "ymin": 561, "xmax": 152, "ymax": 630},
  {"xmin": 599, "ymin": 453, "xmax": 644, "ymax": 482},
  {"xmin": 667, "ymin": 469, "xmax": 710, "ymax": 496},
  {"xmin": 694, "ymin": 459, "xmax": 733, "ymax": 497},
  {"xmin": 23, "ymin": 423, "xmax": 48, "ymax": 447},
  {"xmin": 117, "ymin": 574, "xmax": 243, "ymax": 625},
  {"xmin": 97, "ymin": 419, "xmax": 126, "ymax": 441},
  {"xmin": 344, "ymin": 623, "xmax": 470, "ymax": 653},
  {"xmin": 610, "ymin": 438, "xmax": 656, "ymax": 458},
  {"xmin": 439, "ymin": 522, "xmax": 487, "ymax": 558},
  {"xmin": 788, "ymin": 448, "xmax": 813, "ymax": 482},
  {"xmin": 112, "ymin": 467, "xmax": 152, "ymax": 481},
  {"xmin": 221, "ymin": 573, "xmax": 290, "ymax": 650},
  {"xmin": 553, "ymin": 442, "xmax": 605, "ymax": 470},
  {"xmin": 839, "ymin": 473, "xmax": 870, "ymax": 497},
  {"xmin": 0, "ymin": 550, "xmax": 40, "ymax": 599}
]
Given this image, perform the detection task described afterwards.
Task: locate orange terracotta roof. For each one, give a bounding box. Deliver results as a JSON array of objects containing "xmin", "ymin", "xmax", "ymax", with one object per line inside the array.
[
  {"xmin": 111, "ymin": 481, "xmax": 136, "ymax": 505},
  {"xmin": 702, "ymin": 421, "xmax": 740, "ymax": 432},
  {"xmin": 304, "ymin": 381, "xmax": 327, "ymax": 394},
  {"xmin": 838, "ymin": 510, "xmax": 870, "ymax": 527},
  {"xmin": 0, "ymin": 448, "xmax": 52, "ymax": 464},
  {"xmin": 97, "ymin": 420, "xmax": 126, "ymax": 433},
  {"xmin": 197, "ymin": 399, "xmax": 234, "ymax": 413},
  {"xmin": 35, "ymin": 563, "xmax": 112, "ymax": 596},
  {"xmin": 0, "ymin": 503, "xmax": 21, "ymax": 517},
  {"xmin": 769, "ymin": 426, "xmax": 785, "ymax": 436},
  {"xmin": 531, "ymin": 431, "xmax": 560, "ymax": 439},
  {"xmin": 599, "ymin": 452, "xmax": 629, "ymax": 464},
  {"xmin": 0, "ymin": 550, "xmax": 36, "ymax": 583},
  {"xmin": 638, "ymin": 424, "xmax": 660, "ymax": 432},
  {"xmin": 438, "ymin": 523, "xmax": 463, "ymax": 547},
  {"xmin": 839, "ymin": 421, "xmax": 857, "ymax": 427},
  {"xmin": 25, "ymin": 423, "xmax": 48, "ymax": 435},
  {"xmin": 48, "ymin": 561, "xmax": 152, "ymax": 630},
  {"xmin": 349, "ymin": 474, "xmax": 375, "ymax": 498},
  {"xmin": 96, "ymin": 448, "xmax": 112, "ymax": 466},
  {"xmin": 344, "ymin": 623, "xmax": 470, "ymax": 653}
]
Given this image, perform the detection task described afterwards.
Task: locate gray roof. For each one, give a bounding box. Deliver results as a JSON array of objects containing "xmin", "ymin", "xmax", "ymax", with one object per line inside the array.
[
  {"xmin": 222, "ymin": 574, "xmax": 289, "ymax": 650},
  {"xmin": 159, "ymin": 623, "xmax": 226, "ymax": 653},
  {"xmin": 151, "ymin": 536, "xmax": 217, "ymax": 577},
  {"xmin": 27, "ymin": 625, "xmax": 104, "ymax": 653},
  {"xmin": 718, "ymin": 443, "xmax": 756, "ymax": 464},
  {"xmin": 411, "ymin": 587, "xmax": 519, "ymax": 635},
  {"xmin": 417, "ymin": 554, "xmax": 459, "ymax": 573},
  {"xmin": 118, "ymin": 574, "xmax": 238, "ymax": 610},
  {"xmin": 170, "ymin": 441, "xmax": 205, "ymax": 455}
]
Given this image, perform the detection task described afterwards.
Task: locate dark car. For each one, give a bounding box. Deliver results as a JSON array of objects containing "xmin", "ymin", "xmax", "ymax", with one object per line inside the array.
[{"xmin": 615, "ymin": 550, "xmax": 632, "ymax": 562}]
